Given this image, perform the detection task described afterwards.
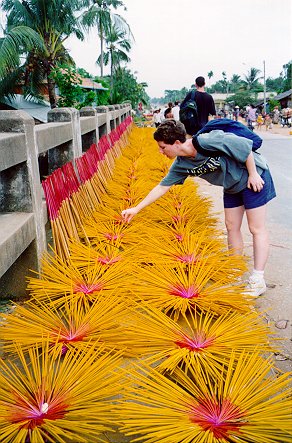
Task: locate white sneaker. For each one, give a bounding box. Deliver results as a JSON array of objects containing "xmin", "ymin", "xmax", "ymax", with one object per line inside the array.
[{"xmin": 246, "ymin": 277, "xmax": 266, "ymax": 297}]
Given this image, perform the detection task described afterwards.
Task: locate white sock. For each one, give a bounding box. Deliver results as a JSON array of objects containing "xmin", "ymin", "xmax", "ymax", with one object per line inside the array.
[{"xmin": 251, "ymin": 269, "xmax": 264, "ymax": 280}]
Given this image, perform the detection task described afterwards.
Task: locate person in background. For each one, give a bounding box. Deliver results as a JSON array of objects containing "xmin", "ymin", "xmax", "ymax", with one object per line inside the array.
[
  {"xmin": 153, "ymin": 109, "xmax": 161, "ymax": 128},
  {"xmin": 172, "ymin": 101, "xmax": 180, "ymax": 120},
  {"xmin": 272, "ymin": 106, "xmax": 280, "ymax": 125},
  {"xmin": 264, "ymin": 114, "xmax": 273, "ymax": 131},
  {"xmin": 180, "ymin": 76, "xmax": 216, "ymax": 134},
  {"xmin": 159, "ymin": 105, "xmax": 167, "ymax": 123},
  {"xmin": 164, "ymin": 107, "xmax": 174, "ymax": 119},
  {"xmin": 256, "ymin": 113, "xmax": 264, "ymax": 130},
  {"xmin": 122, "ymin": 119, "xmax": 276, "ymax": 298},
  {"xmin": 234, "ymin": 106, "xmax": 240, "ymax": 121},
  {"xmin": 247, "ymin": 105, "xmax": 257, "ymax": 131}
]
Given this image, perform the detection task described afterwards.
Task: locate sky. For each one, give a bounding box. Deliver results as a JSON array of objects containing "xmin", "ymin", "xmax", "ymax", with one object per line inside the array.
[
  {"xmin": 1, "ymin": 0, "xmax": 291, "ymax": 98},
  {"xmin": 65, "ymin": 0, "xmax": 292, "ymax": 98}
]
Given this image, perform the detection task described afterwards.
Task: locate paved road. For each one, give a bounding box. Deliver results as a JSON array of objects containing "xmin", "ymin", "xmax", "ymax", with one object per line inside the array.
[{"xmin": 259, "ymin": 133, "xmax": 292, "ymax": 229}]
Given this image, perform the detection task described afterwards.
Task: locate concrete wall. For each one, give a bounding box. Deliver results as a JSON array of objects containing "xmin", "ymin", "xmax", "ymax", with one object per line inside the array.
[{"xmin": 0, "ymin": 104, "xmax": 131, "ymax": 299}]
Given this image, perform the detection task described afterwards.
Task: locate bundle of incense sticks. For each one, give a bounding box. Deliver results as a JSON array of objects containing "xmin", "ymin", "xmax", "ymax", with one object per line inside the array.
[
  {"xmin": 42, "ymin": 116, "xmax": 133, "ymax": 260},
  {"xmin": 1, "ymin": 123, "xmax": 291, "ymax": 443}
]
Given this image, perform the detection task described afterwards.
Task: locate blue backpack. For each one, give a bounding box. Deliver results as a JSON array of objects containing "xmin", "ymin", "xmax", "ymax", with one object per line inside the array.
[{"xmin": 196, "ymin": 118, "xmax": 262, "ymax": 151}]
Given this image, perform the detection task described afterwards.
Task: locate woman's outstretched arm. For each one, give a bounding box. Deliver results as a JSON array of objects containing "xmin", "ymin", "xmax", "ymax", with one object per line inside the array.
[{"xmin": 121, "ymin": 184, "xmax": 171, "ymax": 222}]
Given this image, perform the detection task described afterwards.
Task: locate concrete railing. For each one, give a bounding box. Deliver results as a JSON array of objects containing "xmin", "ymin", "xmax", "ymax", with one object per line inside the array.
[{"xmin": 0, "ymin": 104, "xmax": 131, "ymax": 298}]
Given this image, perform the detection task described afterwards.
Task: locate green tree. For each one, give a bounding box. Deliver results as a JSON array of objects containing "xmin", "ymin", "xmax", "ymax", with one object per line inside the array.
[
  {"xmin": 77, "ymin": 67, "xmax": 92, "ymax": 78},
  {"xmin": 82, "ymin": 0, "xmax": 133, "ymax": 78},
  {"xmin": 111, "ymin": 67, "xmax": 148, "ymax": 108},
  {"xmin": 93, "ymin": 76, "xmax": 110, "ymax": 105},
  {"xmin": 229, "ymin": 74, "xmax": 243, "ymax": 93},
  {"xmin": 225, "ymin": 90, "xmax": 254, "ymax": 109},
  {"xmin": 50, "ymin": 64, "xmax": 83, "ymax": 107},
  {"xmin": 266, "ymin": 77, "xmax": 284, "ymax": 93},
  {"xmin": 242, "ymin": 67, "xmax": 262, "ymax": 91},
  {"xmin": 207, "ymin": 70, "xmax": 214, "ymax": 84},
  {"xmin": 97, "ymin": 23, "xmax": 131, "ymax": 97},
  {"xmin": 281, "ymin": 61, "xmax": 292, "ymax": 92},
  {"xmin": 0, "ymin": 26, "xmax": 43, "ymax": 77},
  {"xmin": 221, "ymin": 71, "xmax": 229, "ymax": 94},
  {"xmin": 0, "ymin": 0, "xmax": 85, "ymax": 107}
]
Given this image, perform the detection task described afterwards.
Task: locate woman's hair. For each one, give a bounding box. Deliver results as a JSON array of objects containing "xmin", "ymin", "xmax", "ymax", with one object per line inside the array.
[{"xmin": 153, "ymin": 119, "xmax": 187, "ymax": 144}]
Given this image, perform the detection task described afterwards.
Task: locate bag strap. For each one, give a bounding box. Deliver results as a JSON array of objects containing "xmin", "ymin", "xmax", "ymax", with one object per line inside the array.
[{"xmin": 190, "ymin": 89, "xmax": 196, "ymax": 101}]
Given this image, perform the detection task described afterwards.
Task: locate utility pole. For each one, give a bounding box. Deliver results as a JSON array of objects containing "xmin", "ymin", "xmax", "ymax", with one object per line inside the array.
[{"xmin": 263, "ymin": 60, "xmax": 267, "ymax": 114}]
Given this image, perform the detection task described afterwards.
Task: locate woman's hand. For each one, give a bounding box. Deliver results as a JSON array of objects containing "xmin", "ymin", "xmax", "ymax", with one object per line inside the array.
[
  {"xmin": 247, "ymin": 172, "xmax": 265, "ymax": 192},
  {"xmin": 121, "ymin": 207, "xmax": 139, "ymax": 223}
]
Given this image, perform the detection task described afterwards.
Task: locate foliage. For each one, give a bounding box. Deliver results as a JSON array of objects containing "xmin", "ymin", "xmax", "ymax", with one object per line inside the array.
[
  {"xmin": 50, "ymin": 64, "xmax": 110, "ymax": 109},
  {"xmin": 151, "ymin": 87, "xmax": 188, "ymax": 106},
  {"xmin": 77, "ymin": 90, "xmax": 96, "ymax": 109},
  {"xmin": 77, "ymin": 67, "xmax": 92, "ymax": 78},
  {"xmin": 0, "ymin": 0, "xmax": 85, "ymax": 107},
  {"xmin": 229, "ymin": 74, "xmax": 243, "ymax": 93},
  {"xmin": 50, "ymin": 64, "xmax": 83, "ymax": 107},
  {"xmin": 81, "ymin": 0, "xmax": 132, "ymax": 78},
  {"xmin": 97, "ymin": 23, "xmax": 132, "ymax": 99},
  {"xmin": 93, "ymin": 76, "xmax": 110, "ymax": 105},
  {"xmin": 0, "ymin": 26, "xmax": 43, "ymax": 79},
  {"xmin": 281, "ymin": 60, "xmax": 292, "ymax": 92},
  {"xmin": 111, "ymin": 66, "xmax": 149, "ymax": 108},
  {"xmin": 242, "ymin": 67, "xmax": 262, "ymax": 90},
  {"xmin": 268, "ymin": 98, "xmax": 281, "ymax": 111},
  {"xmin": 225, "ymin": 91, "xmax": 255, "ymax": 108},
  {"xmin": 96, "ymin": 24, "xmax": 131, "ymax": 73}
]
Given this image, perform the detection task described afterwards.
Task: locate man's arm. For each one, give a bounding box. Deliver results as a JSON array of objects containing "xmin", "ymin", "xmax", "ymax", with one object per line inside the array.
[
  {"xmin": 121, "ymin": 184, "xmax": 171, "ymax": 222},
  {"xmin": 209, "ymin": 97, "xmax": 217, "ymax": 118},
  {"xmin": 245, "ymin": 152, "xmax": 265, "ymax": 192}
]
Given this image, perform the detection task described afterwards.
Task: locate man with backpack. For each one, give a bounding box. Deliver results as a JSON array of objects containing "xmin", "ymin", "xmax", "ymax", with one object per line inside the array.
[{"xmin": 180, "ymin": 76, "xmax": 216, "ymax": 135}]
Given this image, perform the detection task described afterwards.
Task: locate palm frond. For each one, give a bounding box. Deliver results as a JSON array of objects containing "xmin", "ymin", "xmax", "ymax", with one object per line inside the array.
[{"xmin": 0, "ymin": 26, "xmax": 43, "ymax": 76}]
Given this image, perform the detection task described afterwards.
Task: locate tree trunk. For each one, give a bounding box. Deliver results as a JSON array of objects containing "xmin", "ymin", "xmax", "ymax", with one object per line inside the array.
[
  {"xmin": 110, "ymin": 49, "xmax": 113, "ymax": 100},
  {"xmin": 47, "ymin": 75, "xmax": 57, "ymax": 108},
  {"xmin": 100, "ymin": 26, "xmax": 104, "ymax": 78}
]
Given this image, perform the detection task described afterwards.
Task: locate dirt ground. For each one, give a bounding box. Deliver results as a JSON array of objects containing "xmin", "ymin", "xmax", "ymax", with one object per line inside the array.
[{"xmin": 195, "ymin": 122, "xmax": 292, "ymax": 373}]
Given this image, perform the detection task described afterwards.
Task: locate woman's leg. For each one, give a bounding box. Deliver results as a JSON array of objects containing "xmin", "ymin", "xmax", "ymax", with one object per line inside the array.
[
  {"xmin": 246, "ymin": 204, "xmax": 269, "ymax": 271},
  {"xmin": 224, "ymin": 206, "xmax": 245, "ymax": 254}
]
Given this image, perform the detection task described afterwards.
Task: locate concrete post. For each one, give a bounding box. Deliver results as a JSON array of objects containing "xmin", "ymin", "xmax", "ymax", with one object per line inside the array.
[
  {"xmin": 114, "ymin": 104, "xmax": 121, "ymax": 126},
  {"xmin": 47, "ymin": 108, "xmax": 82, "ymax": 161},
  {"xmin": 80, "ymin": 106, "xmax": 99, "ymax": 147},
  {"xmin": 96, "ymin": 106, "xmax": 110, "ymax": 135},
  {"xmin": 0, "ymin": 110, "xmax": 46, "ymax": 267},
  {"xmin": 107, "ymin": 105, "xmax": 115, "ymax": 130}
]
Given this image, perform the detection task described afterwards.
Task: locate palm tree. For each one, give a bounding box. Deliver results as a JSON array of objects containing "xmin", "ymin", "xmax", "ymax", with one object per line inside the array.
[
  {"xmin": 0, "ymin": 26, "xmax": 43, "ymax": 77},
  {"xmin": 229, "ymin": 74, "xmax": 243, "ymax": 93},
  {"xmin": 207, "ymin": 70, "xmax": 214, "ymax": 85},
  {"xmin": 221, "ymin": 71, "xmax": 229, "ymax": 94},
  {"xmin": 243, "ymin": 67, "xmax": 262, "ymax": 91},
  {"xmin": 96, "ymin": 24, "xmax": 131, "ymax": 97},
  {"xmin": 82, "ymin": 0, "xmax": 133, "ymax": 78},
  {"xmin": 0, "ymin": 0, "xmax": 85, "ymax": 107}
]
